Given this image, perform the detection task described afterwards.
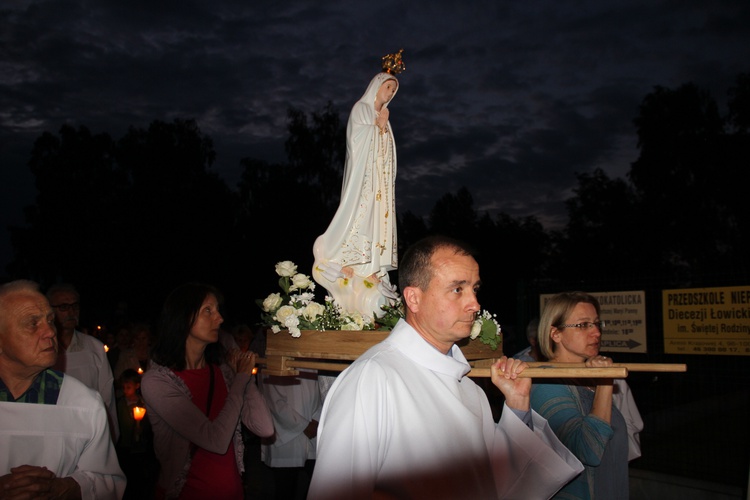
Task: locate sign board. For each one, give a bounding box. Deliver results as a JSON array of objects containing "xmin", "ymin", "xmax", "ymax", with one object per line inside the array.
[
  {"xmin": 663, "ymin": 286, "xmax": 750, "ymax": 355},
  {"xmin": 540, "ymin": 291, "xmax": 647, "ymax": 353}
]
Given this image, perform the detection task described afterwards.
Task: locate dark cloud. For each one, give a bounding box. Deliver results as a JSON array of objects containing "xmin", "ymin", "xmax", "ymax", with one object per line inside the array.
[{"xmin": 2, "ymin": 0, "xmax": 749, "ymax": 267}]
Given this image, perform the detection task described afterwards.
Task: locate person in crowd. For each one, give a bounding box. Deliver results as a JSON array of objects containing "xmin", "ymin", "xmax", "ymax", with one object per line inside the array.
[
  {"xmin": 0, "ymin": 280, "xmax": 126, "ymax": 499},
  {"xmin": 260, "ymin": 368, "xmax": 323, "ymax": 499},
  {"xmin": 111, "ymin": 300, "xmax": 130, "ymax": 331},
  {"xmin": 308, "ymin": 235, "xmax": 583, "ymax": 499},
  {"xmin": 312, "ymin": 51, "xmax": 404, "ymax": 319},
  {"xmin": 47, "ymin": 283, "xmax": 119, "ymax": 442},
  {"xmin": 114, "ymin": 322, "xmax": 152, "ymax": 380},
  {"xmin": 116, "ymin": 369, "xmax": 146, "ymax": 447},
  {"xmin": 531, "ymin": 291, "xmax": 633, "ymax": 499},
  {"xmin": 242, "ymin": 324, "xmax": 269, "ymax": 497},
  {"xmin": 141, "ymin": 282, "xmax": 274, "ymax": 499},
  {"xmin": 514, "ymin": 317, "xmax": 542, "ymax": 362},
  {"xmin": 116, "ymin": 368, "xmax": 158, "ymax": 499},
  {"xmin": 519, "ymin": 306, "xmax": 644, "ymax": 463},
  {"xmin": 231, "ymin": 324, "xmax": 254, "ymax": 353},
  {"xmin": 104, "ymin": 326, "xmax": 123, "ymax": 371},
  {"xmin": 249, "ymin": 325, "xmax": 267, "ymax": 356}
]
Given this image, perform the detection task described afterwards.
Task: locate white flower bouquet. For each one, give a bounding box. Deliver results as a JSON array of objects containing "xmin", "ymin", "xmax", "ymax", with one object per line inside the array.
[
  {"xmin": 257, "ymin": 260, "xmax": 501, "ymax": 350},
  {"xmin": 256, "ymin": 261, "xmax": 384, "ymax": 337}
]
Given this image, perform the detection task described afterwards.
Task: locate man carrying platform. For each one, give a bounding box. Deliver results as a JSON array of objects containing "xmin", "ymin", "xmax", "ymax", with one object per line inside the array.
[{"xmin": 308, "ymin": 235, "xmax": 583, "ymax": 499}]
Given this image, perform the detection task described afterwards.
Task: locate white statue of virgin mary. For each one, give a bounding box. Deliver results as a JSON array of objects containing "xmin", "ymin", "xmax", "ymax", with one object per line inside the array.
[{"xmin": 312, "ymin": 50, "xmax": 405, "ymax": 321}]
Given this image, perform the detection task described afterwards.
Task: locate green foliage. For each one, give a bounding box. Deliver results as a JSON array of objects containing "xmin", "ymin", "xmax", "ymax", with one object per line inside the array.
[
  {"xmin": 474, "ymin": 310, "xmax": 501, "ymax": 350},
  {"xmin": 373, "ymin": 302, "xmax": 405, "ymax": 331}
]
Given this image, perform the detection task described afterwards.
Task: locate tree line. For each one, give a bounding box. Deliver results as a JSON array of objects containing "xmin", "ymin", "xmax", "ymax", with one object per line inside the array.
[{"xmin": 5, "ymin": 74, "xmax": 749, "ymax": 346}]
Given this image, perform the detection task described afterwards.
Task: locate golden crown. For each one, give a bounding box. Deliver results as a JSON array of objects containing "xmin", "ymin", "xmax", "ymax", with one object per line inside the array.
[{"xmin": 382, "ymin": 49, "xmax": 405, "ymax": 75}]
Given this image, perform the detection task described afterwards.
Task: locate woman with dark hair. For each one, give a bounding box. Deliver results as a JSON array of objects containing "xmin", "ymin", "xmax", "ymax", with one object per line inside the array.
[{"xmin": 141, "ymin": 283, "xmax": 273, "ymax": 499}]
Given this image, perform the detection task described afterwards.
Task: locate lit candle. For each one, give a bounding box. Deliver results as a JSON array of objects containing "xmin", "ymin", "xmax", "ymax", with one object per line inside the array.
[
  {"xmin": 252, "ymin": 367, "xmax": 258, "ymax": 375},
  {"xmin": 103, "ymin": 345, "xmax": 109, "ymax": 353},
  {"xmin": 133, "ymin": 406, "xmax": 146, "ymax": 421},
  {"xmin": 137, "ymin": 367, "xmax": 144, "ymax": 375}
]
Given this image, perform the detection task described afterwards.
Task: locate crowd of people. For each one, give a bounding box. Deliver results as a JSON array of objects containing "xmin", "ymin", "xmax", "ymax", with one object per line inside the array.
[
  {"xmin": 0, "ymin": 52, "xmax": 646, "ymax": 499},
  {"xmin": 1, "ymin": 235, "xmax": 641, "ymax": 500},
  {"xmin": 0, "ymin": 275, "xmax": 328, "ymax": 500}
]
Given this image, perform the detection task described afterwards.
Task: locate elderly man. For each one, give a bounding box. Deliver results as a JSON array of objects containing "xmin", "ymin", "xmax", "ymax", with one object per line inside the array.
[
  {"xmin": 0, "ymin": 280, "xmax": 126, "ymax": 499},
  {"xmin": 47, "ymin": 283, "xmax": 119, "ymax": 441},
  {"xmin": 308, "ymin": 236, "xmax": 583, "ymax": 499}
]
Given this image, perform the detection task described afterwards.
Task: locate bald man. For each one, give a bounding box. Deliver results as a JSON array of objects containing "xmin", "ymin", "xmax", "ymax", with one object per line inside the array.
[{"xmin": 0, "ymin": 280, "xmax": 125, "ymax": 499}]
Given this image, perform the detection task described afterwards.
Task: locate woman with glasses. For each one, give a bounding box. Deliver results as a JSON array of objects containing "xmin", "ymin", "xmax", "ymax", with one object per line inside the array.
[{"xmin": 530, "ymin": 291, "xmax": 629, "ymax": 499}]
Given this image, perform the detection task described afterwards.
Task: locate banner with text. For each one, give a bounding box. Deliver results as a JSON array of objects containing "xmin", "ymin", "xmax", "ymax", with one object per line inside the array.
[
  {"xmin": 540, "ymin": 291, "xmax": 647, "ymax": 354},
  {"xmin": 663, "ymin": 286, "xmax": 750, "ymax": 356}
]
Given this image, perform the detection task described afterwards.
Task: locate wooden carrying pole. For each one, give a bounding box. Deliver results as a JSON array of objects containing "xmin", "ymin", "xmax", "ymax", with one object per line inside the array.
[
  {"xmin": 468, "ymin": 366, "xmax": 629, "ymax": 378},
  {"xmin": 524, "ymin": 362, "xmax": 687, "ymax": 373},
  {"xmin": 261, "ymin": 330, "xmax": 688, "ymax": 377},
  {"xmin": 256, "ymin": 357, "xmax": 631, "ymax": 378}
]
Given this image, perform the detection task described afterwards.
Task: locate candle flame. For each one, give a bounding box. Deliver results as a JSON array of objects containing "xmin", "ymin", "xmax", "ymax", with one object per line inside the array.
[{"xmin": 133, "ymin": 406, "xmax": 146, "ymax": 421}]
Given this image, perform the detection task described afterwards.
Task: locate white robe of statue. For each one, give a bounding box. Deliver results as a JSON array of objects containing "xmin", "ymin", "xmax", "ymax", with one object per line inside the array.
[{"xmin": 313, "ymin": 72, "xmax": 399, "ymax": 320}]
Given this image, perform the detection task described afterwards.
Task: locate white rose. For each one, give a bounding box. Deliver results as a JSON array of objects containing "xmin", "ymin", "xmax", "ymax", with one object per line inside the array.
[
  {"xmin": 283, "ymin": 314, "xmax": 300, "ymax": 329},
  {"xmin": 275, "ymin": 261, "xmax": 297, "ymax": 277},
  {"xmin": 274, "ymin": 305, "xmax": 298, "ymax": 325},
  {"xmin": 303, "ymin": 302, "xmax": 326, "ymax": 321},
  {"xmin": 340, "ymin": 320, "xmax": 359, "ymax": 331},
  {"xmin": 470, "ymin": 319, "xmax": 482, "ymax": 340},
  {"xmin": 290, "ymin": 273, "xmax": 313, "ymax": 291},
  {"xmin": 349, "ymin": 312, "xmax": 367, "ymax": 329},
  {"xmin": 262, "ymin": 293, "xmax": 284, "ymax": 312},
  {"xmin": 296, "ymin": 291, "xmax": 315, "ymax": 303},
  {"xmin": 290, "ymin": 327, "xmax": 302, "ymax": 338},
  {"xmin": 271, "ymin": 325, "xmax": 281, "ymax": 333}
]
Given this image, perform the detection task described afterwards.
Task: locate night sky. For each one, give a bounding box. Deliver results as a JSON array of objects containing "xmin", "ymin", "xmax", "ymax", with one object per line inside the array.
[{"xmin": 2, "ymin": 0, "xmax": 749, "ymax": 270}]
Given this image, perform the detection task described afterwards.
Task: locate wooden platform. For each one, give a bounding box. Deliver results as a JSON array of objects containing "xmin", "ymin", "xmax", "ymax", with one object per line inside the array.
[{"xmin": 263, "ymin": 329, "xmax": 501, "ymax": 376}]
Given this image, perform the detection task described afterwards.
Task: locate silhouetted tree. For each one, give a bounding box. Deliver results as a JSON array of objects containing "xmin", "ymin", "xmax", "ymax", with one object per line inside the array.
[
  {"xmin": 236, "ymin": 105, "xmax": 347, "ymax": 312},
  {"xmin": 727, "ymin": 73, "xmax": 750, "ymax": 133},
  {"xmin": 721, "ymin": 73, "xmax": 750, "ymax": 277},
  {"xmin": 630, "ymin": 83, "xmax": 743, "ymax": 284},
  {"xmin": 396, "ymin": 210, "xmax": 429, "ymax": 257},
  {"xmin": 428, "ymin": 187, "xmax": 479, "ymax": 243},
  {"xmin": 11, "ymin": 73, "xmax": 748, "ymax": 330},
  {"xmin": 115, "ymin": 119, "xmax": 239, "ymax": 317},
  {"xmin": 284, "ymin": 102, "xmax": 346, "ymax": 212},
  {"xmin": 10, "ymin": 119, "xmax": 238, "ymax": 323},
  {"xmin": 9, "ymin": 125, "xmax": 120, "ymax": 303},
  {"xmin": 553, "ymin": 168, "xmax": 646, "ymax": 284},
  {"xmin": 481, "ymin": 212, "xmax": 551, "ymax": 341}
]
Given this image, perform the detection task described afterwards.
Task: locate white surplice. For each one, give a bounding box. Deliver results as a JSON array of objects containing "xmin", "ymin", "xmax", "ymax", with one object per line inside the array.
[
  {"xmin": 260, "ymin": 369, "xmax": 323, "ymax": 467},
  {"xmin": 0, "ymin": 374, "xmax": 126, "ymax": 500},
  {"xmin": 308, "ymin": 319, "xmax": 584, "ymax": 500},
  {"xmin": 54, "ymin": 330, "xmax": 119, "ymax": 442}
]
